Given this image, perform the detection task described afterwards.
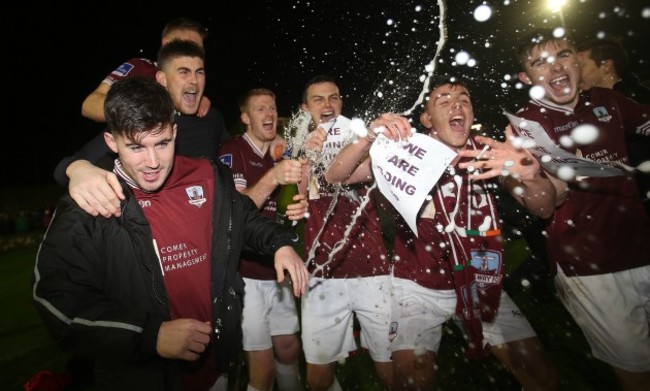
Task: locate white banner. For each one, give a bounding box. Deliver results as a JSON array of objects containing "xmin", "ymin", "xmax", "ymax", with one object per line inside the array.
[
  {"xmin": 318, "ymin": 115, "xmax": 353, "ymax": 168},
  {"xmin": 370, "ymin": 133, "xmax": 456, "ymax": 236},
  {"xmin": 504, "ymin": 111, "xmax": 626, "ymax": 177}
]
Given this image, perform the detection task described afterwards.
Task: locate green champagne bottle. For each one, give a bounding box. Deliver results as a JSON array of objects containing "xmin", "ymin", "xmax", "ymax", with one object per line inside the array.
[{"xmin": 276, "ymin": 183, "xmax": 299, "ymax": 228}]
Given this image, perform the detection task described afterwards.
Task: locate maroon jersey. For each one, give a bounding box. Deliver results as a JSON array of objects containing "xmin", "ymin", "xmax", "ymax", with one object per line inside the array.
[
  {"xmin": 392, "ymin": 152, "xmax": 504, "ymax": 292},
  {"xmin": 218, "ymin": 134, "xmax": 278, "ymax": 280},
  {"xmin": 517, "ymin": 87, "xmax": 650, "ymax": 276},
  {"xmin": 102, "ymin": 57, "xmax": 158, "ymax": 87},
  {"xmin": 392, "ymin": 146, "xmax": 505, "ymax": 356},
  {"xmin": 304, "ymin": 178, "xmax": 390, "ymax": 278},
  {"xmin": 117, "ymin": 155, "xmax": 216, "ymax": 390}
]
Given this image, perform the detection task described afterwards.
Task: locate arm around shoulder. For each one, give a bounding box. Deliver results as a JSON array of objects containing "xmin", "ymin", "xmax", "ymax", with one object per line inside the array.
[{"xmin": 81, "ymin": 83, "xmax": 110, "ymax": 122}]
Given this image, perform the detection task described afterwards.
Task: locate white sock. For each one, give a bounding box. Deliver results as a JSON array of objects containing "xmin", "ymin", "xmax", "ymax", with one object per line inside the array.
[
  {"xmin": 246, "ymin": 385, "xmax": 263, "ymax": 391},
  {"xmin": 275, "ymin": 360, "xmax": 303, "ymax": 391},
  {"xmin": 326, "ymin": 377, "xmax": 342, "ymax": 391}
]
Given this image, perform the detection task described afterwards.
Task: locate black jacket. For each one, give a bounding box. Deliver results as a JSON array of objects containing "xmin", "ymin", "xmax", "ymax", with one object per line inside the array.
[{"xmin": 33, "ymin": 160, "xmax": 293, "ymax": 390}]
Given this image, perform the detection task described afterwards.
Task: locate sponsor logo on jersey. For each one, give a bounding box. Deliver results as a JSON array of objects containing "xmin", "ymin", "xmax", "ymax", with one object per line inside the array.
[
  {"xmin": 219, "ymin": 154, "xmax": 233, "ymax": 167},
  {"xmin": 111, "ymin": 62, "xmax": 135, "ymax": 77}
]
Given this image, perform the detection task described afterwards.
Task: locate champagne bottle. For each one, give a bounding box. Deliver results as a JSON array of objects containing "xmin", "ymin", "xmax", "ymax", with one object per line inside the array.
[{"xmin": 275, "ymin": 183, "xmax": 299, "ymax": 228}]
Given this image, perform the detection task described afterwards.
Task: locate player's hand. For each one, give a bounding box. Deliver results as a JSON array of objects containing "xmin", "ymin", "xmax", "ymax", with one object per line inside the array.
[
  {"xmin": 67, "ymin": 160, "xmax": 125, "ymax": 218},
  {"xmin": 274, "ymin": 159, "xmax": 303, "ymax": 185},
  {"xmin": 286, "ymin": 193, "xmax": 308, "ymax": 221},
  {"xmin": 305, "ymin": 126, "xmax": 327, "ymax": 155},
  {"xmin": 197, "ymin": 96, "xmax": 211, "ymax": 117},
  {"xmin": 368, "ymin": 113, "xmax": 413, "ymax": 142},
  {"xmin": 274, "ymin": 246, "xmax": 309, "ymax": 297},
  {"xmin": 457, "ymin": 126, "xmax": 541, "ymax": 182},
  {"xmin": 156, "ymin": 319, "xmax": 212, "ymax": 361}
]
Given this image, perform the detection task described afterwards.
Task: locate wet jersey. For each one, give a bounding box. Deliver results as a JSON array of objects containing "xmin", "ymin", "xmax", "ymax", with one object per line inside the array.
[
  {"xmin": 304, "ymin": 116, "xmax": 389, "ymax": 278},
  {"xmin": 517, "ymin": 87, "xmax": 650, "ymax": 276},
  {"xmin": 392, "ymin": 151, "xmax": 504, "ymax": 292}
]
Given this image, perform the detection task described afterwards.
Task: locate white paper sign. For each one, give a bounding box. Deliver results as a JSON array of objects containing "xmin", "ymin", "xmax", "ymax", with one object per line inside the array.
[
  {"xmin": 370, "ymin": 133, "xmax": 457, "ymax": 236},
  {"xmin": 504, "ymin": 111, "xmax": 626, "ymax": 177},
  {"xmin": 318, "ymin": 115, "xmax": 353, "ymax": 168}
]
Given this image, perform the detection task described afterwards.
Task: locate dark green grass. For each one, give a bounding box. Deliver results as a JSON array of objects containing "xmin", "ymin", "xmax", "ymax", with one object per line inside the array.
[
  {"xmin": 0, "ymin": 246, "xmax": 70, "ymax": 391},
  {"xmin": 1, "ymin": 237, "xmax": 621, "ymax": 390}
]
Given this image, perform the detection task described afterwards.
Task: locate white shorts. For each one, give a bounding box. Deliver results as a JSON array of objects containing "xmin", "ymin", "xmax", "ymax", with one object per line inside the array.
[
  {"xmin": 241, "ymin": 278, "xmax": 300, "ymax": 351},
  {"xmin": 389, "ymin": 277, "xmax": 536, "ymax": 353},
  {"xmin": 555, "ymin": 265, "xmax": 650, "ymax": 372},
  {"xmin": 301, "ymin": 276, "xmax": 392, "ymax": 364}
]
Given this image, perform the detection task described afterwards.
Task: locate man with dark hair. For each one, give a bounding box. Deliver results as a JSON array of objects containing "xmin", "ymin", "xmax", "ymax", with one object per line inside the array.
[
  {"xmin": 33, "ymin": 77, "xmax": 309, "ymax": 390},
  {"xmin": 577, "ymin": 37, "xmax": 650, "ymax": 213},
  {"xmin": 81, "ymin": 17, "xmax": 214, "ymax": 122},
  {"xmin": 469, "ymin": 28, "xmax": 650, "ymax": 390},
  {"xmin": 54, "ymin": 39, "xmax": 230, "ymax": 218},
  {"xmin": 326, "ymin": 76, "xmax": 559, "ymax": 391},
  {"xmin": 299, "ymin": 75, "xmax": 394, "ymax": 391},
  {"xmin": 577, "ymin": 37, "xmax": 650, "ymax": 103}
]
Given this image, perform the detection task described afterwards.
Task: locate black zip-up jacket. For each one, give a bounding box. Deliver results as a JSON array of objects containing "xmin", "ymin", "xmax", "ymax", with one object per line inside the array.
[{"xmin": 33, "ymin": 160, "xmax": 293, "ymax": 390}]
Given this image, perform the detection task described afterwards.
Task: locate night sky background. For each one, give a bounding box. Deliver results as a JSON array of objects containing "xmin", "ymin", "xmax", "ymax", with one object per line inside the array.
[{"xmin": 6, "ymin": 0, "xmax": 649, "ymax": 188}]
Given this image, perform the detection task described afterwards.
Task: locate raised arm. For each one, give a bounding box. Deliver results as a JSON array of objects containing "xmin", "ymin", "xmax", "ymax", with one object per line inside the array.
[
  {"xmin": 243, "ymin": 159, "xmax": 302, "ymax": 207},
  {"xmin": 81, "ymin": 82, "xmax": 111, "ymax": 122},
  {"xmin": 325, "ymin": 113, "xmax": 413, "ymax": 185},
  {"xmin": 242, "ymin": 158, "xmax": 308, "ymax": 222}
]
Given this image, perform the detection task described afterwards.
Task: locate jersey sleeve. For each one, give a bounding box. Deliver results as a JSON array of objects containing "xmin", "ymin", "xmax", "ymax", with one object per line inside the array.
[
  {"xmin": 102, "ymin": 57, "xmax": 158, "ymax": 86},
  {"xmin": 218, "ymin": 141, "xmax": 247, "ymax": 189}
]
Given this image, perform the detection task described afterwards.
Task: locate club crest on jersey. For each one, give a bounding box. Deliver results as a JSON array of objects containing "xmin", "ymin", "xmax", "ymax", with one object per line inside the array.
[
  {"xmin": 470, "ymin": 249, "xmax": 502, "ymax": 287},
  {"xmin": 219, "ymin": 154, "xmax": 233, "ymax": 168},
  {"xmin": 185, "ymin": 186, "xmax": 207, "ymax": 208},
  {"xmin": 111, "ymin": 62, "xmax": 135, "ymax": 77},
  {"xmin": 592, "ymin": 106, "xmax": 612, "ymax": 123}
]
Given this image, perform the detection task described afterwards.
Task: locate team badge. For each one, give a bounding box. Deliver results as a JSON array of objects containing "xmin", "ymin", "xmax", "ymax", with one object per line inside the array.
[
  {"xmin": 185, "ymin": 186, "xmax": 207, "ymax": 208},
  {"xmin": 469, "ymin": 249, "xmax": 502, "ymax": 287},
  {"xmin": 219, "ymin": 154, "xmax": 233, "ymax": 168},
  {"xmin": 592, "ymin": 106, "xmax": 612, "ymax": 123}
]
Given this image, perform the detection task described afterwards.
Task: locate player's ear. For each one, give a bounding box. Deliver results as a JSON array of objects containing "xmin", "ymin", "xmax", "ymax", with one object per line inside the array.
[
  {"xmin": 241, "ymin": 112, "xmax": 250, "ymax": 125},
  {"xmin": 104, "ymin": 131, "xmax": 118, "ymax": 153},
  {"xmin": 518, "ymin": 72, "xmax": 533, "ymax": 85},
  {"xmin": 420, "ymin": 112, "xmax": 433, "ymax": 127},
  {"xmin": 155, "ymin": 71, "xmax": 167, "ymax": 88},
  {"xmin": 602, "ymin": 59, "xmax": 615, "ymax": 75}
]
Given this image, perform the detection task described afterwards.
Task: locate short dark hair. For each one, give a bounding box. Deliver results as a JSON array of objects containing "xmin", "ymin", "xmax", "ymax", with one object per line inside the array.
[
  {"xmin": 302, "ymin": 75, "xmax": 337, "ymax": 103},
  {"xmin": 238, "ymin": 88, "xmax": 276, "ymax": 113},
  {"xmin": 161, "ymin": 17, "xmax": 208, "ymax": 40},
  {"xmin": 157, "ymin": 39, "xmax": 205, "ymax": 70},
  {"xmin": 105, "ymin": 77, "xmax": 175, "ymax": 142},
  {"xmin": 577, "ymin": 37, "xmax": 628, "ymax": 76},
  {"xmin": 427, "ymin": 75, "xmax": 470, "ymax": 94},
  {"xmin": 517, "ymin": 28, "xmax": 576, "ymax": 68}
]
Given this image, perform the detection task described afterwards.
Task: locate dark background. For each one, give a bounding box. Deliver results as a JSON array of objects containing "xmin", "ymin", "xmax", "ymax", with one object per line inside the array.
[{"xmin": 6, "ymin": 0, "xmax": 649, "ymax": 187}]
